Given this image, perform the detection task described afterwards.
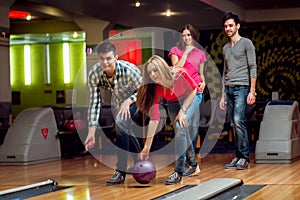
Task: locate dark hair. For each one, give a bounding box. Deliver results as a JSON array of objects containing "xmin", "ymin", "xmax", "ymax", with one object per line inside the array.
[
  {"xmin": 222, "ymin": 12, "xmax": 241, "ymax": 25},
  {"xmin": 178, "ymin": 24, "xmax": 198, "ymax": 49},
  {"xmin": 95, "ymin": 41, "xmax": 117, "ymax": 55}
]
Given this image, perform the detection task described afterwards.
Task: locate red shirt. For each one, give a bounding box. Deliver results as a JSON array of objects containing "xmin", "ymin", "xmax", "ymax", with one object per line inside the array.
[{"xmin": 150, "ymin": 70, "xmax": 199, "ymax": 121}]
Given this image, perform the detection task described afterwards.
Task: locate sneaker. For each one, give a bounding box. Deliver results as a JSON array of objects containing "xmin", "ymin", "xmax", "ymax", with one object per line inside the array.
[
  {"xmin": 236, "ymin": 158, "xmax": 250, "ymax": 170},
  {"xmin": 165, "ymin": 171, "xmax": 183, "ymax": 185},
  {"xmin": 106, "ymin": 171, "xmax": 126, "ymax": 185},
  {"xmin": 183, "ymin": 164, "xmax": 200, "ymax": 177},
  {"xmin": 224, "ymin": 157, "xmax": 240, "ymax": 169}
]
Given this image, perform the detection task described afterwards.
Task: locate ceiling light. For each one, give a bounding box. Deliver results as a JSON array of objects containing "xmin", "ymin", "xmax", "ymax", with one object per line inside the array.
[
  {"xmin": 26, "ymin": 15, "xmax": 32, "ymax": 20},
  {"xmin": 135, "ymin": 1, "xmax": 141, "ymax": 7},
  {"xmin": 72, "ymin": 32, "xmax": 78, "ymax": 38},
  {"xmin": 165, "ymin": 9, "xmax": 172, "ymax": 17}
]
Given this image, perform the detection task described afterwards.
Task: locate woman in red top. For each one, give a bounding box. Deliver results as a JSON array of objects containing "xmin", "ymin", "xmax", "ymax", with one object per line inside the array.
[{"xmin": 136, "ymin": 55, "xmax": 201, "ymax": 185}]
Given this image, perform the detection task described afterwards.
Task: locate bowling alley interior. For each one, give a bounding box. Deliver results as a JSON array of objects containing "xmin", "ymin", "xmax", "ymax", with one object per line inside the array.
[{"xmin": 0, "ymin": 0, "xmax": 300, "ymax": 199}]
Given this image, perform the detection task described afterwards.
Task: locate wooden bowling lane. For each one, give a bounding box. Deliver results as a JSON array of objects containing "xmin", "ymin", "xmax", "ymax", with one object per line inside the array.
[{"xmin": 1, "ymin": 154, "xmax": 300, "ymax": 199}]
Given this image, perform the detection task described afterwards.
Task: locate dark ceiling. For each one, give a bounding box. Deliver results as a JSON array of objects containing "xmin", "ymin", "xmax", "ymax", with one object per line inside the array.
[
  {"xmin": 8, "ymin": 0, "xmax": 300, "ymax": 30},
  {"xmin": 229, "ymin": 0, "xmax": 300, "ymax": 10}
]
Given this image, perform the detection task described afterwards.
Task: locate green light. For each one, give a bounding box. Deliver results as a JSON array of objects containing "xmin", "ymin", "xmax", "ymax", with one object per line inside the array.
[
  {"xmin": 24, "ymin": 45, "xmax": 31, "ymax": 85},
  {"xmin": 45, "ymin": 44, "xmax": 51, "ymax": 84},
  {"xmin": 63, "ymin": 43, "xmax": 70, "ymax": 84}
]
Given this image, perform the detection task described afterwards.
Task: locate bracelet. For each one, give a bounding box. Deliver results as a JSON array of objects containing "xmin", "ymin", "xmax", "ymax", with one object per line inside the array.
[
  {"xmin": 181, "ymin": 106, "xmax": 187, "ymax": 112},
  {"xmin": 250, "ymin": 91, "xmax": 257, "ymax": 96}
]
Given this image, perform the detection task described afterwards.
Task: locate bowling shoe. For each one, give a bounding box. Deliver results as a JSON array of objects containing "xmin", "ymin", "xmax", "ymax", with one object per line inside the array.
[
  {"xmin": 236, "ymin": 158, "xmax": 250, "ymax": 170},
  {"xmin": 183, "ymin": 164, "xmax": 200, "ymax": 176},
  {"xmin": 224, "ymin": 157, "xmax": 240, "ymax": 169},
  {"xmin": 106, "ymin": 171, "xmax": 126, "ymax": 185},
  {"xmin": 165, "ymin": 171, "xmax": 183, "ymax": 185}
]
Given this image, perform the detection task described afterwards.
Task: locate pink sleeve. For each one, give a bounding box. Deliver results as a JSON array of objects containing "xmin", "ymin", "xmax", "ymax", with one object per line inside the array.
[
  {"xmin": 200, "ymin": 50, "xmax": 207, "ymax": 63},
  {"xmin": 149, "ymin": 88, "xmax": 161, "ymax": 121},
  {"xmin": 168, "ymin": 47, "xmax": 180, "ymax": 58},
  {"xmin": 149, "ymin": 103, "xmax": 160, "ymax": 121}
]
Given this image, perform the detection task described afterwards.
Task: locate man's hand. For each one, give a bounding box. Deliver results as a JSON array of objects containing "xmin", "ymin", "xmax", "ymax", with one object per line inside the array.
[
  {"xmin": 220, "ymin": 96, "xmax": 226, "ymax": 110},
  {"xmin": 84, "ymin": 133, "xmax": 95, "ymax": 151},
  {"xmin": 116, "ymin": 99, "xmax": 132, "ymax": 120},
  {"xmin": 247, "ymin": 93, "xmax": 256, "ymax": 105}
]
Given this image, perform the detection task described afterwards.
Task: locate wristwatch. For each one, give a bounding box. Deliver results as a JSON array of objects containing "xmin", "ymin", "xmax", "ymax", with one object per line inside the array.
[
  {"xmin": 250, "ymin": 91, "xmax": 257, "ymax": 96},
  {"xmin": 181, "ymin": 106, "xmax": 187, "ymax": 112}
]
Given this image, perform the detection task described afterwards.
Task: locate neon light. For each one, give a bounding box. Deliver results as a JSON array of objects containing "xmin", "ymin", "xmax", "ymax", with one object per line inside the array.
[
  {"xmin": 83, "ymin": 43, "xmax": 87, "ymax": 83},
  {"xmin": 24, "ymin": 45, "xmax": 31, "ymax": 85},
  {"xmin": 63, "ymin": 43, "xmax": 70, "ymax": 84},
  {"xmin": 10, "ymin": 49, "xmax": 14, "ymax": 85},
  {"xmin": 9, "ymin": 10, "xmax": 30, "ymax": 19},
  {"xmin": 45, "ymin": 44, "xmax": 51, "ymax": 84}
]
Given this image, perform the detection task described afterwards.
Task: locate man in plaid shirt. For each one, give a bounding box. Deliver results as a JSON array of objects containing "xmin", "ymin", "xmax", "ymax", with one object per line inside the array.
[{"xmin": 84, "ymin": 41, "xmax": 142, "ymax": 185}]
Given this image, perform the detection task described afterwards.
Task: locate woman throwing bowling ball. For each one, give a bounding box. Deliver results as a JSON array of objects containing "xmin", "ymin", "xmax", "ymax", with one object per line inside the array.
[{"xmin": 136, "ymin": 55, "xmax": 201, "ymax": 185}]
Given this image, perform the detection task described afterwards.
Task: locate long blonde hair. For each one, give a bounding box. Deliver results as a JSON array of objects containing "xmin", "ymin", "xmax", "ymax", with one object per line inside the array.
[{"xmin": 136, "ymin": 55, "xmax": 175, "ymax": 113}]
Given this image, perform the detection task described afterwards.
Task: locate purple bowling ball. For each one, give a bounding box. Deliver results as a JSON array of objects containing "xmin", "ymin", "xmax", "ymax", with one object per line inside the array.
[{"xmin": 132, "ymin": 160, "xmax": 156, "ymax": 184}]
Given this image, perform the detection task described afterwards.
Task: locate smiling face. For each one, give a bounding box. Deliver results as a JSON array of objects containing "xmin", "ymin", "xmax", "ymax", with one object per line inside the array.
[
  {"xmin": 144, "ymin": 55, "xmax": 173, "ymax": 88},
  {"xmin": 182, "ymin": 29, "xmax": 193, "ymax": 46},
  {"xmin": 98, "ymin": 50, "xmax": 118, "ymax": 76},
  {"xmin": 224, "ymin": 18, "xmax": 240, "ymax": 38}
]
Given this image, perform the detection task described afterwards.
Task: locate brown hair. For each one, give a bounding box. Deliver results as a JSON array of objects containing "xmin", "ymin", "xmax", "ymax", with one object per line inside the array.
[{"xmin": 178, "ymin": 24, "xmax": 198, "ymax": 49}]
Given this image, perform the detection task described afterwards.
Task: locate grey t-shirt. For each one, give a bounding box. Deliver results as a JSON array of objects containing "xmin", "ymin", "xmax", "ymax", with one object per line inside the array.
[{"xmin": 222, "ymin": 37, "xmax": 257, "ymax": 86}]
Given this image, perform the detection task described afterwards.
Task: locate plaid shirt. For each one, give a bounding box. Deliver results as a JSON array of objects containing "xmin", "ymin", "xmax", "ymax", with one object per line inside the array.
[{"xmin": 88, "ymin": 60, "xmax": 142, "ymax": 127}]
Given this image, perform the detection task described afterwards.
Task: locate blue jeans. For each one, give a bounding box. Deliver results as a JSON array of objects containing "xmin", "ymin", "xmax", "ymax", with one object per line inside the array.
[
  {"xmin": 225, "ymin": 85, "xmax": 250, "ymax": 161},
  {"xmin": 114, "ymin": 103, "xmax": 141, "ymax": 172},
  {"xmin": 186, "ymin": 93, "xmax": 203, "ymax": 166},
  {"xmin": 167, "ymin": 94, "xmax": 201, "ymax": 173}
]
